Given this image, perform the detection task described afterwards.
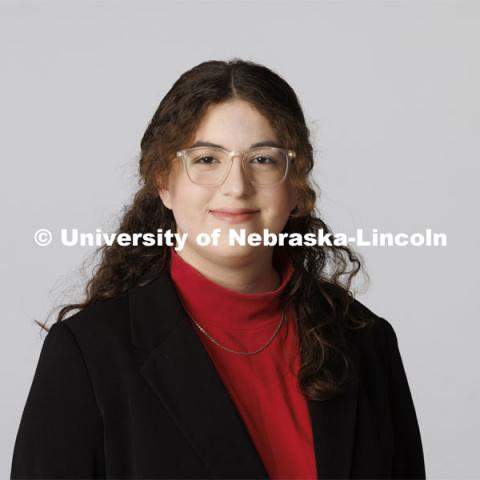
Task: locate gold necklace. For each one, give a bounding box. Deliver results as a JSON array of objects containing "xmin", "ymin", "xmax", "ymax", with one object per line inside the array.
[{"xmin": 183, "ymin": 306, "xmax": 286, "ymax": 356}]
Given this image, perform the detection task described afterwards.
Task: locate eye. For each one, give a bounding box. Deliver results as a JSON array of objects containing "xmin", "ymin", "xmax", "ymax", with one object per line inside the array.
[
  {"xmin": 193, "ymin": 156, "xmax": 218, "ymax": 164},
  {"xmin": 251, "ymin": 155, "xmax": 276, "ymax": 165}
]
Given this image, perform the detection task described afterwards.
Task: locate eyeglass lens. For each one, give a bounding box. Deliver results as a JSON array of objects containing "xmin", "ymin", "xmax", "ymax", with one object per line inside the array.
[{"xmin": 184, "ymin": 147, "xmax": 288, "ymax": 185}]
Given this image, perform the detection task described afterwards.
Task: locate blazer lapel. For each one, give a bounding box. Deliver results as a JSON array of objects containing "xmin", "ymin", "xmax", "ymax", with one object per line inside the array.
[
  {"xmin": 129, "ymin": 269, "xmax": 359, "ymax": 479},
  {"xmin": 129, "ymin": 270, "xmax": 269, "ymax": 479}
]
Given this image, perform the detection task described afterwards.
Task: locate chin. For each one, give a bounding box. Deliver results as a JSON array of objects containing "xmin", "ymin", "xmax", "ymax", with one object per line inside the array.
[{"xmin": 213, "ymin": 244, "xmax": 258, "ymax": 260}]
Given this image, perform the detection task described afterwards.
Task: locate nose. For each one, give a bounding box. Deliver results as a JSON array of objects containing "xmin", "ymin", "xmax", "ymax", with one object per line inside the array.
[{"xmin": 219, "ymin": 154, "xmax": 253, "ymax": 195}]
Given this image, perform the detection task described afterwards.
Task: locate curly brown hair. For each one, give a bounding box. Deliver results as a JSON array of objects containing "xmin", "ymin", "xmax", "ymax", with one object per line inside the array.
[{"xmin": 37, "ymin": 58, "xmax": 372, "ymax": 401}]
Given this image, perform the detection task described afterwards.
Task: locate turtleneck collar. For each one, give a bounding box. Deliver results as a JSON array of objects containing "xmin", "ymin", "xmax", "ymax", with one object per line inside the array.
[{"xmin": 168, "ymin": 246, "xmax": 295, "ymax": 331}]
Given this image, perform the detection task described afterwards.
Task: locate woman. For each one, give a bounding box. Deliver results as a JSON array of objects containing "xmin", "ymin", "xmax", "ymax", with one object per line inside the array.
[{"xmin": 11, "ymin": 59, "xmax": 425, "ymax": 479}]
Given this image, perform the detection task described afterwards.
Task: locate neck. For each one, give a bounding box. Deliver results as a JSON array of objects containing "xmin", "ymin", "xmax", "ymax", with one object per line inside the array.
[{"xmin": 173, "ymin": 245, "xmax": 281, "ymax": 294}]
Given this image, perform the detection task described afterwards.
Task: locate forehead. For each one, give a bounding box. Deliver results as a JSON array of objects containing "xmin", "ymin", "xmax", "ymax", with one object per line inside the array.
[{"xmin": 192, "ymin": 100, "xmax": 279, "ymax": 147}]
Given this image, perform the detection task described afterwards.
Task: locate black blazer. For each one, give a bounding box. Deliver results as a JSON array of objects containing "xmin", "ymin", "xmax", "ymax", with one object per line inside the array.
[{"xmin": 11, "ymin": 269, "xmax": 426, "ymax": 479}]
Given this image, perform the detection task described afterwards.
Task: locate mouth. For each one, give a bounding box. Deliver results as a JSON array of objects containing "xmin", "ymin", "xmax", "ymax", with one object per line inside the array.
[
  {"xmin": 210, "ymin": 208, "xmax": 259, "ymax": 214},
  {"xmin": 208, "ymin": 208, "xmax": 260, "ymax": 224}
]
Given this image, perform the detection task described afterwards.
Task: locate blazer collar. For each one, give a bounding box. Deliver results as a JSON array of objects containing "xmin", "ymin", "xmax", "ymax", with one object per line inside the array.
[{"xmin": 129, "ymin": 269, "xmax": 360, "ymax": 479}]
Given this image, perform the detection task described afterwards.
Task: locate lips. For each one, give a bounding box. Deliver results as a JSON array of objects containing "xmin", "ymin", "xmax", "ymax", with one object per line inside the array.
[
  {"xmin": 209, "ymin": 208, "xmax": 259, "ymax": 224},
  {"xmin": 210, "ymin": 208, "xmax": 259, "ymax": 214}
]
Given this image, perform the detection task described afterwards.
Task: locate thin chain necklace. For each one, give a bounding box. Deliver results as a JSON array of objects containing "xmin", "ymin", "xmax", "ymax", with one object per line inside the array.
[{"xmin": 183, "ymin": 305, "xmax": 287, "ymax": 356}]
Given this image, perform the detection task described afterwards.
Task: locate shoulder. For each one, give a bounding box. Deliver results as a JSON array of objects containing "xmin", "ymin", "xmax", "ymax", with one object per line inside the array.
[
  {"xmin": 50, "ymin": 292, "xmax": 131, "ymax": 353},
  {"xmin": 346, "ymin": 298, "xmax": 400, "ymax": 369},
  {"xmin": 348, "ymin": 298, "xmax": 397, "ymax": 339}
]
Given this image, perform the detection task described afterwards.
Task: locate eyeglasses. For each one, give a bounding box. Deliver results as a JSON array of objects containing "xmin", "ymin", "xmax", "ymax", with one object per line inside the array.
[{"xmin": 175, "ymin": 146, "xmax": 296, "ymax": 186}]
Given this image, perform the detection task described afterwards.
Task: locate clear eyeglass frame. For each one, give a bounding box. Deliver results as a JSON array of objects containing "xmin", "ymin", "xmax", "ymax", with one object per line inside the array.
[{"xmin": 174, "ymin": 146, "xmax": 296, "ymax": 187}]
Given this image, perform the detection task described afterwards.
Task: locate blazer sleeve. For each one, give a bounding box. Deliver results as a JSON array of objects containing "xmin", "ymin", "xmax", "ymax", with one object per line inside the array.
[
  {"xmin": 383, "ymin": 319, "xmax": 426, "ymax": 479},
  {"xmin": 10, "ymin": 320, "xmax": 105, "ymax": 479}
]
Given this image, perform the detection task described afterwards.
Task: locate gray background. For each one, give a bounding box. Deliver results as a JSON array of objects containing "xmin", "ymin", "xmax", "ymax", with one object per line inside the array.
[{"xmin": 1, "ymin": 0, "xmax": 479, "ymax": 478}]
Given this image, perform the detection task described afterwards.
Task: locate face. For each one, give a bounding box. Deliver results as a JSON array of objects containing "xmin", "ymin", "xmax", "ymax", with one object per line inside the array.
[{"xmin": 158, "ymin": 99, "xmax": 297, "ymax": 265}]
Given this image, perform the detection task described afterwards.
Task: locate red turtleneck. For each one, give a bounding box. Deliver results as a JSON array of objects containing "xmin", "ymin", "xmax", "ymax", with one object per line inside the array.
[{"xmin": 169, "ymin": 246, "xmax": 317, "ymax": 479}]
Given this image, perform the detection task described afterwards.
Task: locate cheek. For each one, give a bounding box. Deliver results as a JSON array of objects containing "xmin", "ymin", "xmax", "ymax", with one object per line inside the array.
[
  {"xmin": 267, "ymin": 185, "xmax": 295, "ymax": 210},
  {"xmin": 170, "ymin": 183, "xmax": 212, "ymax": 229},
  {"xmin": 258, "ymin": 189, "xmax": 294, "ymax": 227}
]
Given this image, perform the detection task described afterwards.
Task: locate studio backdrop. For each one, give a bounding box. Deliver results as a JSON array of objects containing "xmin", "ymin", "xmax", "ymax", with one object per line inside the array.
[{"xmin": 1, "ymin": 1, "xmax": 479, "ymax": 479}]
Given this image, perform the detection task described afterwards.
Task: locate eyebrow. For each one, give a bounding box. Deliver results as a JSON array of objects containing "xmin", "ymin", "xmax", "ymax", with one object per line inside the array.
[{"xmin": 189, "ymin": 140, "xmax": 284, "ymax": 149}]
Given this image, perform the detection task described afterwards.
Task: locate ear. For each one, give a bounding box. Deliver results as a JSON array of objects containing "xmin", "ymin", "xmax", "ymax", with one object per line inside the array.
[
  {"xmin": 158, "ymin": 187, "xmax": 172, "ymax": 210},
  {"xmin": 156, "ymin": 174, "xmax": 172, "ymax": 210},
  {"xmin": 289, "ymin": 186, "xmax": 299, "ymax": 215}
]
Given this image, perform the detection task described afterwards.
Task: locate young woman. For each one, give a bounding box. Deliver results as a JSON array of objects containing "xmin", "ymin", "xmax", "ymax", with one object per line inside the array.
[{"xmin": 11, "ymin": 59, "xmax": 426, "ymax": 479}]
